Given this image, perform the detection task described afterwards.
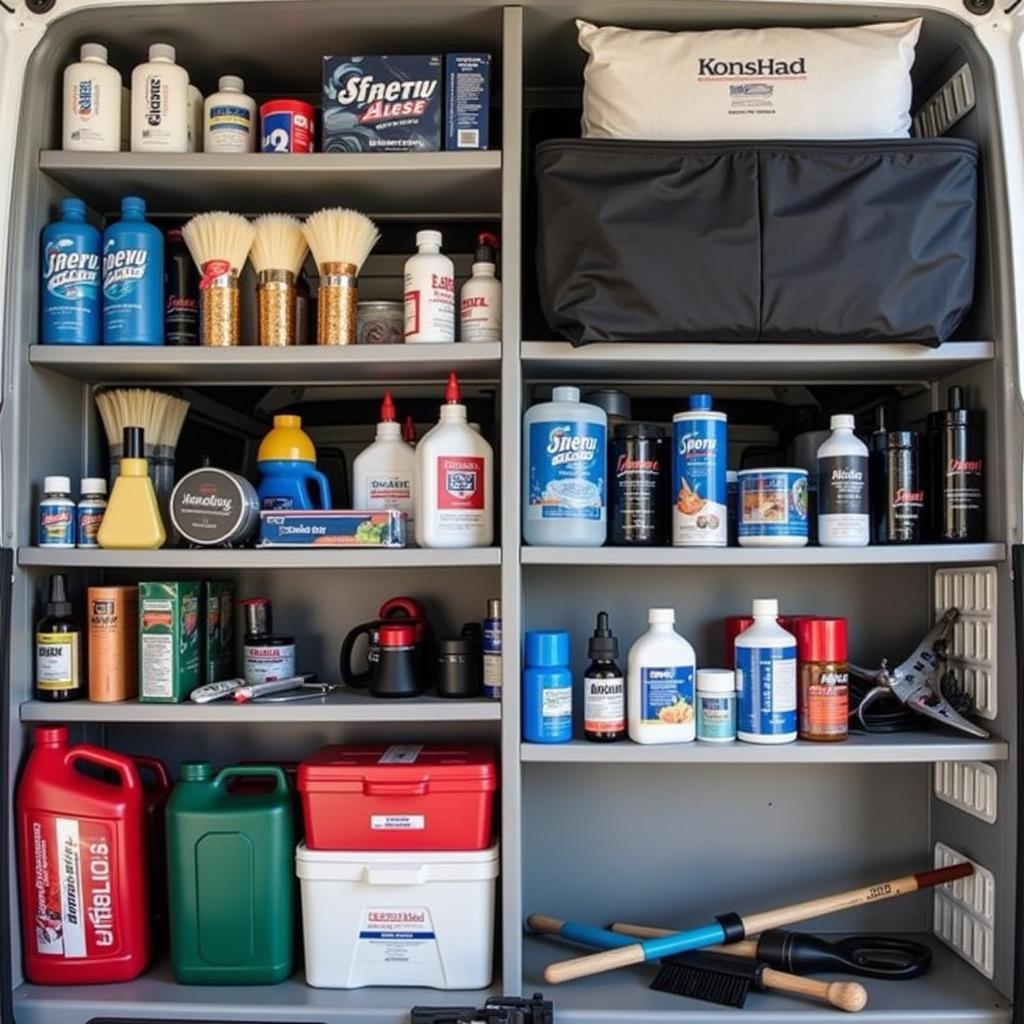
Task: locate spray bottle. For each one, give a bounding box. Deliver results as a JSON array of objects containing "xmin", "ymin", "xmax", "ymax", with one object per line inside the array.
[{"xmin": 460, "ymin": 232, "xmax": 501, "ymax": 343}]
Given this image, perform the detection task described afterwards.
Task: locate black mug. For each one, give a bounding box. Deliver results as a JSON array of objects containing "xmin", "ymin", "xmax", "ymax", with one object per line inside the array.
[{"xmin": 436, "ymin": 626, "xmax": 483, "ymax": 699}]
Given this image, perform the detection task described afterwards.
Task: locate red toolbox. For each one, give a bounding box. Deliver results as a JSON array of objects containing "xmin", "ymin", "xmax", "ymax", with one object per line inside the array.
[{"xmin": 297, "ymin": 743, "xmax": 498, "ymax": 851}]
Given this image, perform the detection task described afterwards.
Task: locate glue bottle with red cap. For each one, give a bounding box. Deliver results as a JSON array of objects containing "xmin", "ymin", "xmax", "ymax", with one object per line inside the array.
[
  {"xmin": 460, "ymin": 232, "xmax": 501, "ymax": 343},
  {"xmin": 352, "ymin": 390, "xmax": 416, "ymax": 535},
  {"xmin": 415, "ymin": 372, "xmax": 493, "ymax": 548}
]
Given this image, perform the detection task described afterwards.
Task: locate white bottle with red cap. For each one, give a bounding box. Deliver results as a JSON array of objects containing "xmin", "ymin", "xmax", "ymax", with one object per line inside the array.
[
  {"xmin": 415, "ymin": 373, "xmax": 493, "ymax": 548},
  {"xmin": 459, "ymin": 233, "xmax": 501, "ymax": 343},
  {"xmin": 352, "ymin": 391, "xmax": 416, "ymax": 537}
]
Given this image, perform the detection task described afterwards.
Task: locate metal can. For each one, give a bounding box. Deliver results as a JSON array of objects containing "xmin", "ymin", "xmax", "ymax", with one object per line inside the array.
[
  {"xmin": 357, "ymin": 301, "xmax": 405, "ymax": 344},
  {"xmin": 610, "ymin": 422, "xmax": 666, "ymax": 546},
  {"xmin": 170, "ymin": 467, "xmax": 261, "ymax": 547},
  {"xmin": 872, "ymin": 430, "xmax": 924, "ymax": 544},
  {"xmin": 260, "ymin": 99, "xmax": 315, "ymax": 154},
  {"xmin": 737, "ymin": 468, "xmax": 809, "ymax": 548}
]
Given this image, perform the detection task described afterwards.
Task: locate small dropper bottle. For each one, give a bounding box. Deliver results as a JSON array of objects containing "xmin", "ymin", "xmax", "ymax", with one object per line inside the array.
[{"xmin": 583, "ymin": 611, "xmax": 625, "ymax": 742}]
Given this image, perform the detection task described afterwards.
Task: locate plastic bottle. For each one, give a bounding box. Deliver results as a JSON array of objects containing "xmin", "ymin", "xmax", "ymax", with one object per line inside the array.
[
  {"xmin": 352, "ymin": 391, "xmax": 416, "ymax": 532},
  {"xmin": 257, "ymin": 414, "xmax": 332, "ymax": 511},
  {"xmin": 483, "ymin": 598, "xmax": 502, "ymax": 699},
  {"xmin": 672, "ymin": 393, "xmax": 728, "ymax": 547},
  {"xmin": 204, "ymin": 75, "xmax": 256, "ymax": 153},
  {"xmin": 794, "ymin": 617, "xmax": 849, "ymax": 742},
  {"xmin": 523, "ymin": 386, "xmax": 607, "ymax": 546},
  {"xmin": 130, "ymin": 44, "xmax": 189, "ymax": 153},
  {"xmin": 77, "ymin": 477, "xmax": 108, "ymax": 547},
  {"xmin": 97, "ymin": 426, "xmax": 167, "ymax": 549},
  {"xmin": 735, "ymin": 599, "xmax": 797, "ymax": 744},
  {"xmin": 41, "ymin": 197, "xmax": 101, "ymax": 345},
  {"xmin": 584, "ymin": 611, "xmax": 625, "ymax": 742},
  {"xmin": 817, "ymin": 415, "xmax": 870, "ymax": 547},
  {"xmin": 627, "ymin": 608, "xmax": 696, "ymax": 744},
  {"xmin": 63, "ymin": 43, "xmax": 122, "ymax": 152},
  {"xmin": 415, "ymin": 373, "xmax": 493, "ymax": 548},
  {"xmin": 102, "ymin": 195, "xmax": 164, "ymax": 345},
  {"xmin": 404, "ymin": 229, "xmax": 455, "ymax": 343},
  {"xmin": 39, "ymin": 475, "xmax": 76, "ymax": 547},
  {"xmin": 167, "ymin": 762, "xmax": 294, "ymax": 984},
  {"xmin": 35, "ymin": 573, "xmax": 84, "ymax": 701},
  {"xmin": 930, "ymin": 386, "xmax": 985, "ymax": 542},
  {"xmin": 696, "ymin": 668, "xmax": 737, "ymax": 742},
  {"xmin": 186, "ymin": 84, "xmax": 204, "ymax": 152},
  {"xmin": 522, "ymin": 630, "xmax": 572, "ymax": 743},
  {"xmin": 16, "ymin": 726, "xmax": 151, "ymax": 983},
  {"xmin": 403, "ymin": 414, "xmax": 418, "ymax": 446},
  {"xmin": 459, "ymin": 232, "xmax": 501, "ymax": 343}
]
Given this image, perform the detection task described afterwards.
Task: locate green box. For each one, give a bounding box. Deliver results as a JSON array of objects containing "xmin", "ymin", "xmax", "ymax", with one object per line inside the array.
[
  {"xmin": 203, "ymin": 581, "xmax": 236, "ymax": 684},
  {"xmin": 139, "ymin": 581, "xmax": 201, "ymax": 702}
]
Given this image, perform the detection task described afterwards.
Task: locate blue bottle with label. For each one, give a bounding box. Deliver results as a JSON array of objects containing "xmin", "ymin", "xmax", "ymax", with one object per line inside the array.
[
  {"xmin": 102, "ymin": 196, "xmax": 163, "ymax": 345},
  {"xmin": 735, "ymin": 599, "xmax": 798, "ymax": 744},
  {"xmin": 41, "ymin": 197, "xmax": 101, "ymax": 345},
  {"xmin": 522, "ymin": 630, "xmax": 573, "ymax": 743}
]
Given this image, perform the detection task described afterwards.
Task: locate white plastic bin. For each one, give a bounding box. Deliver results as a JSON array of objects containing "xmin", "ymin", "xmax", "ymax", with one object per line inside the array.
[{"xmin": 295, "ymin": 841, "xmax": 499, "ymax": 989}]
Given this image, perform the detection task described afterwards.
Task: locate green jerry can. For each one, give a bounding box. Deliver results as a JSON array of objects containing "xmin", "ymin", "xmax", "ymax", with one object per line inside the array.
[{"xmin": 167, "ymin": 762, "xmax": 294, "ymax": 984}]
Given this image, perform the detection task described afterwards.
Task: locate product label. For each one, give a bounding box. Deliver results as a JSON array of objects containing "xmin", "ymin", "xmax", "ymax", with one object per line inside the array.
[
  {"xmin": 260, "ymin": 109, "xmax": 313, "ymax": 153},
  {"xmin": 371, "ymin": 814, "xmax": 425, "ymax": 831},
  {"xmin": 404, "ymin": 273, "xmax": 455, "ymax": 339},
  {"xmin": 943, "ymin": 458, "xmax": 984, "ymax": 513},
  {"xmin": 483, "ymin": 653, "xmax": 502, "ymax": 697},
  {"xmin": 207, "ymin": 103, "xmax": 252, "ymax": 151},
  {"xmin": 28, "ymin": 814, "xmax": 118, "ymax": 957},
  {"xmin": 584, "ymin": 674, "xmax": 625, "ymax": 733},
  {"xmin": 528, "ymin": 421, "xmax": 606, "ymax": 522},
  {"xmin": 140, "ymin": 633, "xmax": 173, "ymax": 697},
  {"xmin": 244, "ymin": 643, "xmax": 296, "ymax": 685},
  {"xmin": 36, "ymin": 633, "xmax": 79, "ymax": 691},
  {"xmin": 379, "ymin": 744, "xmax": 423, "ymax": 764},
  {"xmin": 800, "ymin": 666, "xmax": 849, "ymax": 738},
  {"xmin": 139, "ymin": 73, "xmax": 172, "ymax": 143},
  {"xmin": 356, "ymin": 907, "xmax": 440, "ymax": 973},
  {"xmin": 76, "ymin": 505, "xmax": 105, "ymax": 547},
  {"xmin": 819, "ymin": 455, "xmax": 868, "ymax": 516},
  {"xmin": 542, "ymin": 687, "xmax": 572, "ymax": 718},
  {"xmin": 639, "ymin": 665, "xmax": 695, "ymax": 726},
  {"xmin": 460, "ymin": 294, "xmax": 500, "ymax": 342},
  {"xmin": 364, "ymin": 473, "xmax": 414, "ymax": 515},
  {"xmin": 39, "ymin": 502, "xmax": 75, "ymax": 546},
  {"xmin": 612, "ymin": 439, "xmax": 664, "ymax": 541},
  {"xmin": 673, "ymin": 414, "xmax": 727, "ymax": 546},
  {"xmin": 736, "ymin": 645, "xmax": 797, "ymax": 737},
  {"xmin": 68, "ymin": 76, "xmax": 111, "ymax": 145},
  {"xmin": 102, "ymin": 244, "xmax": 149, "ymax": 300},
  {"xmin": 436, "ymin": 455, "xmax": 486, "ymax": 533},
  {"xmin": 698, "ymin": 694, "xmax": 737, "ymax": 740},
  {"xmin": 43, "ymin": 239, "xmax": 100, "ymax": 302},
  {"xmin": 739, "ymin": 472, "xmax": 808, "ymax": 538}
]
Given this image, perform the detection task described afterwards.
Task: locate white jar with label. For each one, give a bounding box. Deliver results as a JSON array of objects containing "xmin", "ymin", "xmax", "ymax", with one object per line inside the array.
[
  {"xmin": 817, "ymin": 414, "xmax": 870, "ymax": 547},
  {"xmin": 735, "ymin": 599, "xmax": 797, "ymax": 744},
  {"xmin": 203, "ymin": 75, "xmax": 256, "ymax": 153},
  {"xmin": 404, "ymin": 230, "xmax": 455, "ymax": 343},
  {"xmin": 352, "ymin": 391, "xmax": 416, "ymax": 535},
  {"xmin": 627, "ymin": 608, "xmax": 696, "ymax": 744},
  {"xmin": 63, "ymin": 43, "xmax": 122, "ymax": 152},
  {"xmin": 131, "ymin": 44, "xmax": 189, "ymax": 153},
  {"xmin": 696, "ymin": 668, "xmax": 737, "ymax": 742}
]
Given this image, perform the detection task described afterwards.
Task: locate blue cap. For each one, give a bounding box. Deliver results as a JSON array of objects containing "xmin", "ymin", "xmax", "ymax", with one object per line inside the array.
[
  {"xmin": 525, "ymin": 630, "xmax": 570, "ymax": 667},
  {"xmin": 121, "ymin": 195, "xmax": 146, "ymax": 215},
  {"xmin": 690, "ymin": 393, "xmax": 713, "ymax": 411},
  {"xmin": 60, "ymin": 197, "xmax": 86, "ymax": 219}
]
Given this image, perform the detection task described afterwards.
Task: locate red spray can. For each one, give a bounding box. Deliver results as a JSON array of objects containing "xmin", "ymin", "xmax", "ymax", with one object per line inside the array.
[{"xmin": 16, "ymin": 726, "xmax": 151, "ymax": 983}]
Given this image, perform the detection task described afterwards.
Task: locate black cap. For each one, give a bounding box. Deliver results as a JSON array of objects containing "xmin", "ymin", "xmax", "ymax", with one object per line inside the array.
[
  {"xmin": 936, "ymin": 385, "xmax": 972, "ymax": 427},
  {"xmin": 881, "ymin": 430, "xmax": 919, "ymax": 450},
  {"xmin": 46, "ymin": 573, "xmax": 72, "ymax": 618},
  {"xmin": 123, "ymin": 425, "xmax": 144, "ymax": 458},
  {"xmin": 588, "ymin": 610, "xmax": 618, "ymax": 660}
]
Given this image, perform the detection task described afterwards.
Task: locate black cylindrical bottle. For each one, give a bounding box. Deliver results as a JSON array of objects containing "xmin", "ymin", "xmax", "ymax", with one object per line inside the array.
[
  {"xmin": 609, "ymin": 423, "xmax": 666, "ymax": 546},
  {"xmin": 583, "ymin": 611, "xmax": 625, "ymax": 742},
  {"xmin": 164, "ymin": 227, "xmax": 199, "ymax": 345},
  {"xmin": 930, "ymin": 386, "xmax": 985, "ymax": 542},
  {"xmin": 871, "ymin": 430, "xmax": 924, "ymax": 544},
  {"xmin": 35, "ymin": 573, "xmax": 83, "ymax": 702}
]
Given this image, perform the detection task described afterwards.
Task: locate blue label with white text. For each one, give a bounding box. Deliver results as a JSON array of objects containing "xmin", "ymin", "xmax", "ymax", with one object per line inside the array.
[
  {"xmin": 528, "ymin": 421, "xmax": 606, "ymax": 521},
  {"xmin": 640, "ymin": 665, "xmax": 695, "ymax": 726},
  {"xmin": 736, "ymin": 645, "xmax": 797, "ymax": 737}
]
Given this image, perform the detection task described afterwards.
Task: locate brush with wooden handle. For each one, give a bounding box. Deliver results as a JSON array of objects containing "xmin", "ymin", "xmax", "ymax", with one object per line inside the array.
[{"xmin": 533, "ymin": 862, "xmax": 971, "ymax": 984}]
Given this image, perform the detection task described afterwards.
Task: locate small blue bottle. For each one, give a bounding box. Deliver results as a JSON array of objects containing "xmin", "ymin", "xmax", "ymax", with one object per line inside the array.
[
  {"xmin": 522, "ymin": 630, "xmax": 573, "ymax": 743},
  {"xmin": 102, "ymin": 195, "xmax": 164, "ymax": 345},
  {"xmin": 41, "ymin": 197, "xmax": 101, "ymax": 344}
]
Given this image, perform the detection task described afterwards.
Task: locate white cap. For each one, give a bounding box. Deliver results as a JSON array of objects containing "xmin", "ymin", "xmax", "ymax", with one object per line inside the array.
[
  {"xmin": 80, "ymin": 478, "xmax": 107, "ymax": 494},
  {"xmin": 830, "ymin": 414, "xmax": 856, "ymax": 431},
  {"xmin": 726, "ymin": 470, "xmax": 738, "ymax": 483},
  {"xmin": 149, "ymin": 43, "xmax": 176, "ymax": 63},
  {"xmin": 416, "ymin": 229, "xmax": 443, "ymax": 249},
  {"xmin": 752, "ymin": 598, "xmax": 779, "ymax": 618},
  {"xmin": 219, "ymin": 75, "xmax": 244, "ymax": 92},
  {"xmin": 44, "ymin": 476, "xmax": 71, "ymax": 494},
  {"xmin": 552, "ymin": 386, "xmax": 580, "ymax": 403},
  {"xmin": 649, "ymin": 608, "xmax": 675, "ymax": 624},
  {"xmin": 80, "ymin": 43, "xmax": 108, "ymax": 62},
  {"xmin": 697, "ymin": 668, "xmax": 735, "ymax": 693}
]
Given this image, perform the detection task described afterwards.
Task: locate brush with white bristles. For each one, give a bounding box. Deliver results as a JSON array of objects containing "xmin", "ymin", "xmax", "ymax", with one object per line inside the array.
[
  {"xmin": 251, "ymin": 214, "xmax": 309, "ymax": 347},
  {"xmin": 302, "ymin": 207, "xmax": 380, "ymax": 345},
  {"xmin": 182, "ymin": 212, "xmax": 255, "ymax": 347}
]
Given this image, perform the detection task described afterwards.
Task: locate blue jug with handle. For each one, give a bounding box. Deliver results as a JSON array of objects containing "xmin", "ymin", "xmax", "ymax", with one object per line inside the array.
[{"xmin": 257, "ymin": 415, "xmax": 332, "ymax": 511}]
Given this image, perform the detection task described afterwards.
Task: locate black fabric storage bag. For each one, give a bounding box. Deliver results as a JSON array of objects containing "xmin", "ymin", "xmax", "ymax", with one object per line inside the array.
[{"xmin": 535, "ymin": 137, "xmax": 978, "ymax": 346}]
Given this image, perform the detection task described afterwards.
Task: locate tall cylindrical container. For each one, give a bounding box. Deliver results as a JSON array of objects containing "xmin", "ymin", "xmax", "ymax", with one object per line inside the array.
[
  {"xmin": 41, "ymin": 197, "xmax": 101, "ymax": 345},
  {"xmin": 63, "ymin": 43, "xmax": 122, "ymax": 151},
  {"xmin": 102, "ymin": 196, "xmax": 164, "ymax": 345},
  {"xmin": 522, "ymin": 630, "xmax": 573, "ymax": 743},
  {"xmin": 610, "ymin": 423, "xmax": 666, "ymax": 546},
  {"xmin": 735, "ymin": 599, "xmax": 797, "ymax": 744},
  {"xmin": 404, "ymin": 230, "xmax": 455, "ymax": 343},
  {"xmin": 523, "ymin": 386, "xmax": 607, "ymax": 546},
  {"xmin": 627, "ymin": 608, "xmax": 696, "ymax": 744},
  {"xmin": 930, "ymin": 386, "xmax": 985, "ymax": 542},
  {"xmin": 794, "ymin": 617, "xmax": 849, "ymax": 742},
  {"xmin": 672, "ymin": 393, "xmax": 727, "ymax": 547},
  {"xmin": 130, "ymin": 44, "xmax": 189, "ymax": 153},
  {"xmin": 817, "ymin": 414, "xmax": 869, "ymax": 547},
  {"xmin": 164, "ymin": 227, "xmax": 199, "ymax": 345},
  {"xmin": 871, "ymin": 430, "xmax": 924, "ymax": 544}
]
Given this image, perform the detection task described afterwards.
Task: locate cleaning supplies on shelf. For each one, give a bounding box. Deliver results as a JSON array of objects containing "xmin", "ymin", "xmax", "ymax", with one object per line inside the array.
[
  {"xmin": 672, "ymin": 393, "xmax": 727, "ymax": 548},
  {"xmin": 352, "ymin": 391, "xmax": 416, "ymax": 530},
  {"xmin": 251, "ymin": 214, "xmax": 309, "ymax": 346},
  {"xmin": 35, "ymin": 573, "xmax": 83, "ymax": 702},
  {"xmin": 170, "ymin": 467, "xmax": 261, "ymax": 547},
  {"xmin": 459, "ymin": 232, "xmax": 501, "ymax": 342},
  {"xmin": 404, "ymin": 229, "xmax": 455, "ymax": 342},
  {"xmin": 522, "ymin": 630, "xmax": 573, "ymax": 743},
  {"xmin": 41, "ymin": 197, "xmax": 101, "ymax": 344},
  {"xmin": 609, "ymin": 422, "xmax": 667, "ymax": 546},
  {"xmin": 584, "ymin": 611, "xmax": 625, "ymax": 742},
  {"xmin": 696, "ymin": 668, "xmax": 737, "ymax": 742},
  {"xmin": 257, "ymin": 414, "xmax": 332, "ymax": 510},
  {"xmin": 241, "ymin": 597, "xmax": 296, "ymax": 685},
  {"xmin": 303, "ymin": 207, "xmax": 380, "ymax": 345},
  {"xmin": 39, "ymin": 476, "xmax": 75, "ymax": 547},
  {"xmin": 87, "ymin": 584, "xmax": 138, "ymax": 702},
  {"xmin": 258, "ymin": 509, "xmax": 407, "ymax": 547},
  {"xmin": 102, "ymin": 196, "xmax": 163, "ymax": 345},
  {"xmin": 97, "ymin": 426, "xmax": 167, "ymax": 549},
  {"xmin": 627, "ymin": 608, "xmax": 696, "ymax": 744},
  {"xmin": 930, "ymin": 385, "xmax": 985, "ymax": 542},
  {"xmin": 818, "ymin": 415, "xmax": 870, "ymax": 547},
  {"xmin": 794, "ymin": 617, "xmax": 849, "ymax": 742},
  {"xmin": 181, "ymin": 211, "xmax": 255, "ymax": 347},
  {"xmin": 737, "ymin": 468, "xmax": 809, "ymax": 548},
  {"xmin": 523, "ymin": 386, "xmax": 607, "ymax": 547},
  {"xmin": 130, "ymin": 44, "xmax": 188, "ymax": 153},
  {"xmin": 164, "ymin": 227, "xmax": 199, "ymax": 345},
  {"xmin": 138, "ymin": 581, "xmax": 201, "ymax": 702},
  {"xmin": 63, "ymin": 43, "xmax": 122, "ymax": 152},
  {"xmin": 260, "ymin": 98, "xmax": 315, "ymax": 153},
  {"xmin": 415, "ymin": 373, "xmax": 493, "ymax": 548},
  {"xmin": 735, "ymin": 599, "xmax": 797, "ymax": 744},
  {"xmin": 16, "ymin": 726, "xmax": 151, "ymax": 983},
  {"xmin": 76, "ymin": 477, "xmax": 107, "ymax": 547},
  {"xmin": 483, "ymin": 598, "xmax": 502, "ymax": 699},
  {"xmin": 203, "ymin": 75, "xmax": 256, "ymax": 153},
  {"xmin": 445, "ymin": 54, "xmax": 491, "ymax": 151}
]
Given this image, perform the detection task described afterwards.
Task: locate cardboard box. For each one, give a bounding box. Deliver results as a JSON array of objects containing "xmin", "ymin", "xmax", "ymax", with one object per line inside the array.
[
  {"xmin": 139, "ymin": 582, "xmax": 201, "ymax": 702},
  {"xmin": 445, "ymin": 53, "xmax": 491, "ymax": 150},
  {"xmin": 203, "ymin": 581, "xmax": 235, "ymax": 684},
  {"xmin": 259, "ymin": 510, "xmax": 406, "ymax": 547}
]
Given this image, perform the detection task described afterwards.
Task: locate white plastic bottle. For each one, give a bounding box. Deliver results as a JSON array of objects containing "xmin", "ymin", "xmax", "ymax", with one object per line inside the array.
[
  {"xmin": 627, "ymin": 608, "xmax": 696, "ymax": 744},
  {"xmin": 523, "ymin": 386, "xmax": 607, "ymax": 546},
  {"xmin": 63, "ymin": 43, "xmax": 122, "ymax": 152},
  {"xmin": 460, "ymin": 233, "xmax": 501, "ymax": 343},
  {"xmin": 404, "ymin": 230, "xmax": 455, "ymax": 343},
  {"xmin": 735, "ymin": 599, "xmax": 797, "ymax": 744},
  {"xmin": 817, "ymin": 414, "xmax": 870, "ymax": 547},
  {"xmin": 186, "ymin": 84, "xmax": 204, "ymax": 152},
  {"xmin": 203, "ymin": 75, "xmax": 256, "ymax": 153},
  {"xmin": 415, "ymin": 372, "xmax": 493, "ymax": 547},
  {"xmin": 130, "ymin": 44, "xmax": 188, "ymax": 153},
  {"xmin": 352, "ymin": 391, "xmax": 416, "ymax": 535}
]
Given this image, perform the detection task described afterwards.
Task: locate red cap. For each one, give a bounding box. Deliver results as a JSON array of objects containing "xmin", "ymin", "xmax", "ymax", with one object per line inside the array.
[
  {"xmin": 479, "ymin": 231, "xmax": 500, "ymax": 249},
  {"xmin": 794, "ymin": 617, "xmax": 848, "ymax": 662},
  {"xmin": 379, "ymin": 622, "xmax": 416, "ymax": 647},
  {"xmin": 380, "ymin": 391, "xmax": 397, "ymax": 423},
  {"xmin": 34, "ymin": 726, "xmax": 68, "ymax": 746},
  {"xmin": 402, "ymin": 415, "xmax": 417, "ymax": 444},
  {"xmin": 444, "ymin": 372, "xmax": 461, "ymax": 405}
]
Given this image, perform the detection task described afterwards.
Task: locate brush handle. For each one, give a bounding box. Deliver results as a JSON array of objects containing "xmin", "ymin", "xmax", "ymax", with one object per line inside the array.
[
  {"xmin": 545, "ymin": 944, "xmax": 646, "ymax": 983},
  {"xmin": 612, "ymin": 922, "xmax": 759, "ymax": 958},
  {"xmin": 761, "ymin": 969, "xmax": 868, "ymax": 1013}
]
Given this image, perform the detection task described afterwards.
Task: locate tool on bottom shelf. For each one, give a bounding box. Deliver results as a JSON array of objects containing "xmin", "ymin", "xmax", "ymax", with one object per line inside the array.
[
  {"xmin": 532, "ymin": 861, "xmax": 971, "ymax": 984},
  {"xmin": 410, "ymin": 994, "xmax": 554, "ymax": 1024}
]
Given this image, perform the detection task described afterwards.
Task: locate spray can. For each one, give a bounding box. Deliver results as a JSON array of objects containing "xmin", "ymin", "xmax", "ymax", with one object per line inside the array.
[
  {"xmin": 672, "ymin": 394, "xmax": 727, "ymax": 547},
  {"xmin": 41, "ymin": 197, "xmax": 101, "ymax": 345},
  {"xmin": 483, "ymin": 598, "xmax": 502, "ymax": 700}
]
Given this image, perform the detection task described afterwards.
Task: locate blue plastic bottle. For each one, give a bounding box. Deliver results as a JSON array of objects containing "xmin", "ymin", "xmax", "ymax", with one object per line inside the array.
[
  {"xmin": 41, "ymin": 197, "xmax": 101, "ymax": 344},
  {"xmin": 522, "ymin": 630, "xmax": 573, "ymax": 743},
  {"xmin": 102, "ymin": 196, "xmax": 164, "ymax": 345}
]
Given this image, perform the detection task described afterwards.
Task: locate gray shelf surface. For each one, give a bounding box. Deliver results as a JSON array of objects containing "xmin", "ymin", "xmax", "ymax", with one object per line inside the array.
[
  {"xmin": 521, "ymin": 340, "xmax": 995, "ymax": 382},
  {"xmin": 38, "ymin": 150, "xmax": 503, "ymax": 216},
  {"xmin": 521, "ymin": 935, "xmax": 1009, "ymax": 1022},
  {"xmin": 521, "ymin": 734, "xmax": 1008, "ymax": 764},
  {"xmin": 29, "ymin": 342, "xmax": 502, "ymax": 384}
]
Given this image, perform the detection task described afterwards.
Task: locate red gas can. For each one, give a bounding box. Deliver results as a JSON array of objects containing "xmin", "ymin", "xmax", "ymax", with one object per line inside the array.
[{"xmin": 16, "ymin": 726, "xmax": 151, "ymax": 984}]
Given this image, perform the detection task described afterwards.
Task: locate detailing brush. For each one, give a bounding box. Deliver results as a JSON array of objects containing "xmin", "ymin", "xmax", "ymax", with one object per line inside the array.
[
  {"xmin": 251, "ymin": 214, "xmax": 308, "ymax": 347},
  {"xmin": 182, "ymin": 212, "xmax": 255, "ymax": 346},
  {"xmin": 302, "ymin": 207, "xmax": 380, "ymax": 345}
]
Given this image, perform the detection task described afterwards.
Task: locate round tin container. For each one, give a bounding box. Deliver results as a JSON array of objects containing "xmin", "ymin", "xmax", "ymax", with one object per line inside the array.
[
  {"xmin": 357, "ymin": 301, "xmax": 404, "ymax": 345},
  {"xmin": 737, "ymin": 467, "xmax": 809, "ymax": 548},
  {"xmin": 170, "ymin": 467, "xmax": 260, "ymax": 547},
  {"xmin": 260, "ymin": 99, "xmax": 315, "ymax": 153}
]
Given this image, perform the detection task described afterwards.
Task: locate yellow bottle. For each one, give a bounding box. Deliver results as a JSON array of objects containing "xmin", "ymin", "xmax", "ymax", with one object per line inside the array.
[{"xmin": 97, "ymin": 426, "xmax": 166, "ymax": 549}]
